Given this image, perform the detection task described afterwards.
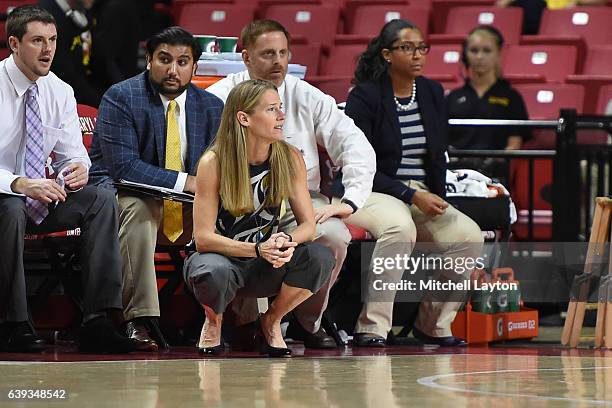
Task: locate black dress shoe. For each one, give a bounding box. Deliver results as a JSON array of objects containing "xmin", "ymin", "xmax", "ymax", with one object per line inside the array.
[
  {"xmin": 256, "ymin": 317, "xmax": 291, "ymax": 358},
  {"xmin": 286, "ymin": 321, "xmax": 337, "ymax": 349},
  {"xmin": 353, "ymin": 333, "xmax": 386, "ymax": 348},
  {"xmin": 198, "ymin": 343, "xmax": 226, "ymax": 355},
  {"xmin": 0, "ymin": 322, "xmax": 47, "ymax": 353},
  {"xmin": 126, "ymin": 321, "xmax": 159, "ymax": 352},
  {"xmin": 412, "ymin": 326, "xmax": 467, "ymax": 347},
  {"xmin": 79, "ymin": 316, "xmax": 139, "ymax": 353}
]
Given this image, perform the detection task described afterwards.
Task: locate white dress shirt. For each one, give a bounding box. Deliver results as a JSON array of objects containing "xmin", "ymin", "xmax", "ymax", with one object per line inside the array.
[
  {"xmin": 207, "ymin": 71, "xmax": 376, "ymax": 208},
  {"xmin": 0, "ymin": 55, "xmax": 90, "ymax": 195},
  {"xmin": 160, "ymin": 91, "xmax": 188, "ymax": 192}
]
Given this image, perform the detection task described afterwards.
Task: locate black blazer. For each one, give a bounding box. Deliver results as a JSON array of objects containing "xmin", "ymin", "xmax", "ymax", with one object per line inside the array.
[{"xmin": 345, "ymin": 74, "xmax": 448, "ymax": 204}]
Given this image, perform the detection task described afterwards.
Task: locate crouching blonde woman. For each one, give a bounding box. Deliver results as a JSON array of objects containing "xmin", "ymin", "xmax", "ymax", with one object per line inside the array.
[{"xmin": 184, "ymin": 79, "xmax": 334, "ymax": 357}]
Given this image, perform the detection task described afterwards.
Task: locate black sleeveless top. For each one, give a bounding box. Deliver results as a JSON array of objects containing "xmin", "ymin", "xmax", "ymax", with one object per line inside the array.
[{"xmin": 216, "ymin": 161, "xmax": 280, "ymax": 243}]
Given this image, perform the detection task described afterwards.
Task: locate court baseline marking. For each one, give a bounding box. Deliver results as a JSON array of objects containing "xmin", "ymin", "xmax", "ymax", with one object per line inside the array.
[{"xmin": 417, "ymin": 366, "xmax": 612, "ymax": 405}]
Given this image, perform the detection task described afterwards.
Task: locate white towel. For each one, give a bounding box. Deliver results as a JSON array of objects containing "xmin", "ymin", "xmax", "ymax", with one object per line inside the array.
[{"xmin": 445, "ymin": 170, "xmax": 517, "ymax": 224}]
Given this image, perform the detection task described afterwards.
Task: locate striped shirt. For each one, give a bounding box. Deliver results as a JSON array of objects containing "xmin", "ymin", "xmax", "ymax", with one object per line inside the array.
[{"xmin": 395, "ymin": 98, "xmax": 426, "ymax": 181}]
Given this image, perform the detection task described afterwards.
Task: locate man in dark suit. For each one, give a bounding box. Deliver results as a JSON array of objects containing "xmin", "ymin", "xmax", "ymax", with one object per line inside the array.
[{"xmin": 88, "ymin": 27, "xmax": 223, "ymax": 351}]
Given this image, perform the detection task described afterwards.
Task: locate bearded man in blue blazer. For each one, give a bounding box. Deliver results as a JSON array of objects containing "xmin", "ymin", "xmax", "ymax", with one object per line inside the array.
[{"xmin": 88, "ymin": 27, "xmax": 223, "ymax": 351}]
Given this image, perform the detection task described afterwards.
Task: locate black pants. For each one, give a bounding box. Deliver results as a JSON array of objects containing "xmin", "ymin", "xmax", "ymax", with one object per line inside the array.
[
  {"xmin": 184, "ymin": 242, "xmax": 335, "ymax": 314},
  {"xmin": 0, "ymin": 186, "xmax": 123, "ymax": 322}
]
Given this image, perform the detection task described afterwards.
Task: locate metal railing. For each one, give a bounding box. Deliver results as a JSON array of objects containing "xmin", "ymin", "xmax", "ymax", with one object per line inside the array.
[{"xmin": 448, "ymin": 111, "xmax": 612, "ymax": 242}]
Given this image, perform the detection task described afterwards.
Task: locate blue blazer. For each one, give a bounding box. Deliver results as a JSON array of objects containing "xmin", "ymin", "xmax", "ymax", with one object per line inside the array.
[
  {"xmin": 345, "ymin": 74, "xmax": 448, "ymax": 204},
  {"xmin": 88, "ymin": 71, "xmax": 223, "ymax": 188}
]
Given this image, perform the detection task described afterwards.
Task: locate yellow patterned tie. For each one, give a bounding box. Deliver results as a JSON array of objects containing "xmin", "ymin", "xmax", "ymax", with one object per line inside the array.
[{"xmin": 163, "ymin": 100, "xmax": 183, "ymax": 242}]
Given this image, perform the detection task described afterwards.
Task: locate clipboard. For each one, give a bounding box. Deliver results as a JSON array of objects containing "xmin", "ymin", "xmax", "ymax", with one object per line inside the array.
[{"xmin": 113, "ymin": 179, "xmax": 195, "ymax": 204}]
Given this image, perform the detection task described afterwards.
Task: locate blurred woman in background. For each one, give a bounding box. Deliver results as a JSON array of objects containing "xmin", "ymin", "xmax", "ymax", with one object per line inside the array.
[{"xmin": 446, "ymin": 25, "xmax": 530, "ymax": 180}]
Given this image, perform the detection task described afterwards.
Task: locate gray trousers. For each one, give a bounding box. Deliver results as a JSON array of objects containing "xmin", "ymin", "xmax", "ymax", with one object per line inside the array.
[
  {"xmin": 184, "ymin": 243, "xmax": 335, "ymax": 315},
  {"xmin": 228, "ymin": 192, "xmax": 351, "ymax": 332},
  {"xmin": 0, "ymin": 186, "xmax": 123, "ymax": 322}
]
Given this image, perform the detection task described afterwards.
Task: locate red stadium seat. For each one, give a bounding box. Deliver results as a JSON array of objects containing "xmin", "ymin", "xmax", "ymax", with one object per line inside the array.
[
  {"xmin": 169, "ymin": 0, "xmax": 234, "ymax": 22},
  {"xmin": 510, "ymin": 159, "xmax": 553, "ymax": 240},
  {"xmin": 430, "ymin": 6, "xmax": 523, "ymax": 45},
  {"xmin": 576, "ymin": 46, "xmax": 612, "ymax": 76},
  {"xmin": 344, "ymin": 4, "xmax": 430, "ymax": 36},
  {"xmin": 0, "ymin": 0, "xmax": 36, "ymax": 15},
  {"xmin": 261, "ymin": 3, "xmax": 341, "ymax": 46},
  {"xmin": 318, "ymin": 38, "xmax": 366, "ymax": 76},
  {"xmin": 177, "ymin": 4, "xmax": 256, "ymax": 37},
  {"xmin": 596, "ymin": 85, "xmax": 612, "ymax": 115},
  {"xmin": 535, "ymin": 7, "xmax": 612, "ymax": 46},
  {"xmin": 508, "ymin": 85, "xmax": 567, "ymax": 241},
  {"xmin": 430, "ymin": 0, "xmax": 496, "ymax": 33},
  {"xmin": 76, "ymin": 104, "xmax": 97, "ymax": 151},
  {"xmin": 307, "ymin": 76, "xmax": 354, "ymax": 102},
  {"xmin": 423, "ymin": 43, "xmax": 463, "ymax": 83},
  {"xmin": 565, "ymin": 46, "xmax": 612, "ymax": 114},
  {"xmin": 514, "ymin": 82, "xmax": 585, "ymax": 147},
  {"xmin": 510, "ymin": 84, "xmax": 588, "ymax": 240},
  {"xmin": 290, "ymin": 40, "xmax": 321, "ymax": 77},
  {"xmin": 514, "ymin": 83, "xmax": 584, "ymax": 120},
  {"xmin": 502, "ymin": 45, "xmax": 577, "ymax": 84},
  {"xmin": 520, "ymin": 7, "xmax": 612, "ymax": 73}
]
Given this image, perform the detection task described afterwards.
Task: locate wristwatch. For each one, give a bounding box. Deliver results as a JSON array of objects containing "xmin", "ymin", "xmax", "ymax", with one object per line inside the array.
[{"xmin": 341, "ymin": 198, "xmax": 358, "ymax": 214}]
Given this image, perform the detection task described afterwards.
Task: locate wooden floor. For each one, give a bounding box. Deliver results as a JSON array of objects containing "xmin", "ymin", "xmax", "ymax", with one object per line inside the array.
[{"xmin": 1, "ymin": 327, "xmax": 612, "ymax": 407}]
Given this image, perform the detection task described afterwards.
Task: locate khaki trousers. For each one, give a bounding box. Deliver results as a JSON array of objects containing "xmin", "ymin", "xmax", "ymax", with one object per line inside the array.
[
  {"xmin": 346, "ymin": 181, "xmax": 484, "ymax": 338},
  {"xmin": 118, "ymin": 192, "xmax": 192, "ymax": 321},
  {"xmin": 230, "ymin": 191, "xmax": 351, "ymax": 333}
]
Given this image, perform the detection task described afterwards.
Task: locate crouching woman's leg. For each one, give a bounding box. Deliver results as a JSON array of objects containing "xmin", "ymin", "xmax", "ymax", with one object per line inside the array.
[
  {"xmin": 184, "ymin": 252, "xmax": 246, "ymax": 353},
  {"xmin": 260, "ymin": 242, "xmax": 335, "ymax": 353}
]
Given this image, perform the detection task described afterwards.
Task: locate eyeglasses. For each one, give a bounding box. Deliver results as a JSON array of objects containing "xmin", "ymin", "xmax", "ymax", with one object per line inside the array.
[{"xmin": 388, "ymin": 43, "xmax": 431, "ymax": 55}]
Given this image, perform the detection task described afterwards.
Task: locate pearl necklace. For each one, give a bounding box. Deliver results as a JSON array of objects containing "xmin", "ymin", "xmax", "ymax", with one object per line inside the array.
[{"xmin": 394, "ymin": 81, "xmax": 417, "ymax": 111}]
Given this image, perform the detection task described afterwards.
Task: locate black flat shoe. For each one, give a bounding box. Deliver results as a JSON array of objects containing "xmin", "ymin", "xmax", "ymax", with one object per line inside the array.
[
  {"xmin": 412, "ymin": 327, "xmax": 467, "ymax": 347},
  {"xmin": 198, "ymin": 343, "xmax": 225, "ymax": 356},
  {"xmin": 256, "ymin": 317, "xmax": 291, "ymax": 358},
  {"xmin": 353, "ymin": 333, "xmax": 386, "ymax": 348}
]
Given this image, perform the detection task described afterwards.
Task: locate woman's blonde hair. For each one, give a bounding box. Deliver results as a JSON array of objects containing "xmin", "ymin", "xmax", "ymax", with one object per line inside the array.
[{"xmin": 209, "ymin": 79, "xmax": 296, "ymax": 216}]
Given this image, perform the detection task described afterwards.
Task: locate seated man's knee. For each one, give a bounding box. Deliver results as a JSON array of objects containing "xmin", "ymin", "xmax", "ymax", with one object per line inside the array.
[
  {"xmin": 458, "ymin": 217, "xmax": 484, "ymax": 244},
  {"xmin": 0, "ymin": 197, "xmax": 27, "ymax": 229},
  {"xmin": 0, "ymin": 196, "xmax": 26, "ymax": 216},
  {"xmin": 316, "ymin": 218, "xmax": 351, "ymax": 251},
  {"xmin": 119, "ymin": 194, "xmax": 160, "ymax": 222},
  {"xmin": 387, "ymin": 217, "xmax": 417, "ymax": 243},
  {"xmin": 79, "ymin": 184, "xmax": 113, "ymax": 204}
]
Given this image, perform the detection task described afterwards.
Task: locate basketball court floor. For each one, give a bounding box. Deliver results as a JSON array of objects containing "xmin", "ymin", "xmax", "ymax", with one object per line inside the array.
[{"xmin": 1, "ymin": 327, "xmax": 611, "ymax": 407}]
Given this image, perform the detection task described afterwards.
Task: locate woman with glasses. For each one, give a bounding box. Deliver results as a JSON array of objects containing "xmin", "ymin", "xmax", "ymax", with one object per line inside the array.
[
  {"xmin": 344, "ymin": 19, "xmax": 483, "ymax": 347},
  {"xmin": 446, "ymin": 26, "xmax": 530, "ymax": 182},
  {"xmin": 184, "ymin": 79, "xmax": 334, "ymax": 357}
]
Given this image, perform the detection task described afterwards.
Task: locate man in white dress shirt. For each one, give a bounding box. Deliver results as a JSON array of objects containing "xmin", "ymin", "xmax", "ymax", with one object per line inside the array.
[
  {"xmin": 207, "ymin": 20, "xmax": 376, "ymax": 348},
  {"xmin": 0, "ymin": 5, "xmax": 136, "ymax": 353}
]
